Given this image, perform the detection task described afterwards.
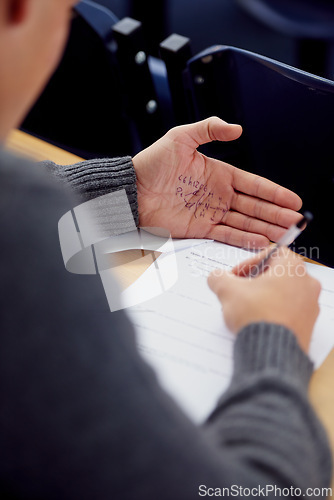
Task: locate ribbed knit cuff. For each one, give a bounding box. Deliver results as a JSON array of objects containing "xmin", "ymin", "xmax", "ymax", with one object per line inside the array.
[
  {"xmin": 44, "ymin": 157, "xmax": 139, "ymax": 226},
  {"xmin": 232, "ymin": 322, "xmax": 314, "ymax": 391}
]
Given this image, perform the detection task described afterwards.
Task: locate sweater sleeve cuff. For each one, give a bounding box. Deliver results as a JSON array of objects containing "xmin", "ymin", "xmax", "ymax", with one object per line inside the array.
[
  {"xmin": 232, "ymin": 322, "xmax": 314, "ymax": 391},
  {"xmin": 44, "ymin": 157, "xmax": 139, "ymax": 226}
]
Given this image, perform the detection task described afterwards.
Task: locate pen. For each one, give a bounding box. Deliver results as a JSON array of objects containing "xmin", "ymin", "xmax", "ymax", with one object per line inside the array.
[{"xmin": 249, "ymin": 211, "xmax": 313, "ymax": 277}]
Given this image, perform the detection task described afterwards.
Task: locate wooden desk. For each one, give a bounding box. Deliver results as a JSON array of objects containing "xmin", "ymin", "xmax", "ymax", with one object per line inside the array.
[
  {"xmin": 6, "ymin": 129, "xmax": 82, "ymax": 165},
  {"xmin": 6, "ymin": 130, "xmax": 334, "ymax": 487}
]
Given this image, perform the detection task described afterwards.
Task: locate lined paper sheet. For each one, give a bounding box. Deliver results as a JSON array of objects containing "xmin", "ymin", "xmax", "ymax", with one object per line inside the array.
[{"xmin": 126, "ymin": 241, "xmax": 334, "ymax": 423}]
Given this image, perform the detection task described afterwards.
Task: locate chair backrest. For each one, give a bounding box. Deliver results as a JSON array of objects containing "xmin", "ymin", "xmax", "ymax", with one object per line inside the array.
[
  {"xmin": 235, "ymin": 0, "xmax": 334, "ymax": 77},
  {"xmin": 22, "ymin": 1, "xmax": 134, "ymax": 159},
  {"xmin": 184, "ymin": 45, "xmax": 334, "ymax": 266},
  {"xmin": 22, "ymin": 1, "xmax": 172, "ymax": 158},
  {"xmin": 236, "ymin": 0, "xmax": 334, "ymax": 39}
]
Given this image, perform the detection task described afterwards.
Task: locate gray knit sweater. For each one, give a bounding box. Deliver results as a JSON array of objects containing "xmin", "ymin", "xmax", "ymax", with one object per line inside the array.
[{"xmin": 0, "ymin": 151, "xmax": 331, "ymax": 499}]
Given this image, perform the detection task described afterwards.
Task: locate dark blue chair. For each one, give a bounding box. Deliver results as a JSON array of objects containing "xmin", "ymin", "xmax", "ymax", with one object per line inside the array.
[
  {"xmin": 21, "ymin": 1, "xmax": 172, "ymax": 158},
  {"xmin": 184, "ymin": 45, "xmax": 334, "ymax": 266},
  {"xmin": 93, "ymin": 0, "xmax": 167, "ymax": 56},
  {"xmin": 236, "ymin": 0, "xmax": 334, "ymax": 78}
]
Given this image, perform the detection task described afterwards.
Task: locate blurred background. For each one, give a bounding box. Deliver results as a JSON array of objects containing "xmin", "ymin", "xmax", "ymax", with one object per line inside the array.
[
  {"xmin": 20, "ymin": 0, "xmax": 334, "ymax": 265},
  {"xmin": 22, "ymin": 0, "xmax": 334, "ymax": 159},
  {"xmin": 96, "ymin": 0, "xmax": 334, "ymax": 73}
]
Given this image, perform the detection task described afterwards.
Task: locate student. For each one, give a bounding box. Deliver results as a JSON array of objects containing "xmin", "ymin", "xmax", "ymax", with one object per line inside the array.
[{"xmin": 0, "ymin": 1, "xmax": 331, "ymax": 499}]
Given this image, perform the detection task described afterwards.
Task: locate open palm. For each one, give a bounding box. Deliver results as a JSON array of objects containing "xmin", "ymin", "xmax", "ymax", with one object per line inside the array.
[{"xmin": 133, "ymin": 117, "xmax": 302, "ymax": 248}]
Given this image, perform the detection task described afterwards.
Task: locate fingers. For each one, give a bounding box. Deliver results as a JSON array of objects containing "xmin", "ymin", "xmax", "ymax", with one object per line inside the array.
[
  {"xmin": 208, "ymin": 224, "xmax": 270, "ymax": 249},
  {"xmin": 230, "ymin": 192, "xmax": 302, "ymax": 228},
  {"xmin": 208, "ymin": 248, "xmax": 320, "ymax": 348},
  {"xmin": 231, "ymin": 248, "xmax": 271, "ymax": 277},
  {"xmin": 231, "ymin": 246, "xmax": 303, "ymax": 277},
  {"xmin": 221, "ymin": 209, "xmax": 302, "ymax": 244},
  {"xmin": 209, "ymin": 247, "xmax": 306, "ymax": 293},
  {"xmin": 232, "ymin": 167, "xmax": 302, "ymax": 211},
  {"xmin": 170, "ymin": 116, "xmax": 242, "ymax": 147},
  {"xmin": 208, "ymin": 268, "xmax": 236, "ymax": 298}
]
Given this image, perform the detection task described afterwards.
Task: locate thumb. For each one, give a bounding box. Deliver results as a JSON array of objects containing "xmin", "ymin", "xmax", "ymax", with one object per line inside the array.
[
  {"xmin": 231, "ymin": 248, "xmax": 270, "ymax": 277},
  {"xmin": 174, "ymin": 117, "xmax": 242, "ymax": 147},
  {"xmin": 208, "ymin": 268, "xmax": 239, "ymax": 299}
]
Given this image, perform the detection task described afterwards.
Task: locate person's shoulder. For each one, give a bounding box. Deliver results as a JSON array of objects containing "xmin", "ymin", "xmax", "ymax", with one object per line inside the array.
[
  {"xmin": 0, "ymin": 148, "xmax": 77, "ymax": 275},
  {"xmin": 0, "ymin": 148, "xmax": 74, "ymax": 216},
  {"xmin": 0, "ymin": 148, "xmax": 43, "ymax": 176},
  {"xmin": 0, "ymin": 148, "xmax": 111, "ymax": 311},
  {"xmin": 0, "ymin": 148, "xmax": 64, "ymax": 189}
]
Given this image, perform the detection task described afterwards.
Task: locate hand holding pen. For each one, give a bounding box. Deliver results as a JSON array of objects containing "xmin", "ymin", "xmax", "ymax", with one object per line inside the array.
[
  {"xmin": 208, "ymin": 211, "xmax": 320, "ymax": 352},
  {"xmin": 249, "ymin": 211, "xmax": 313, "ymax": 277}
]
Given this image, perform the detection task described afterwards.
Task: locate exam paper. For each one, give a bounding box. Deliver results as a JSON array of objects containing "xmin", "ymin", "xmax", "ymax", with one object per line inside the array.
[
  {"xmin": 126, "ymin": 241, "xmax": 334, "ymax": 423},
  {"xmin": 99, "ymin": 233, "xmax": 211, "ymax": 312}
]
